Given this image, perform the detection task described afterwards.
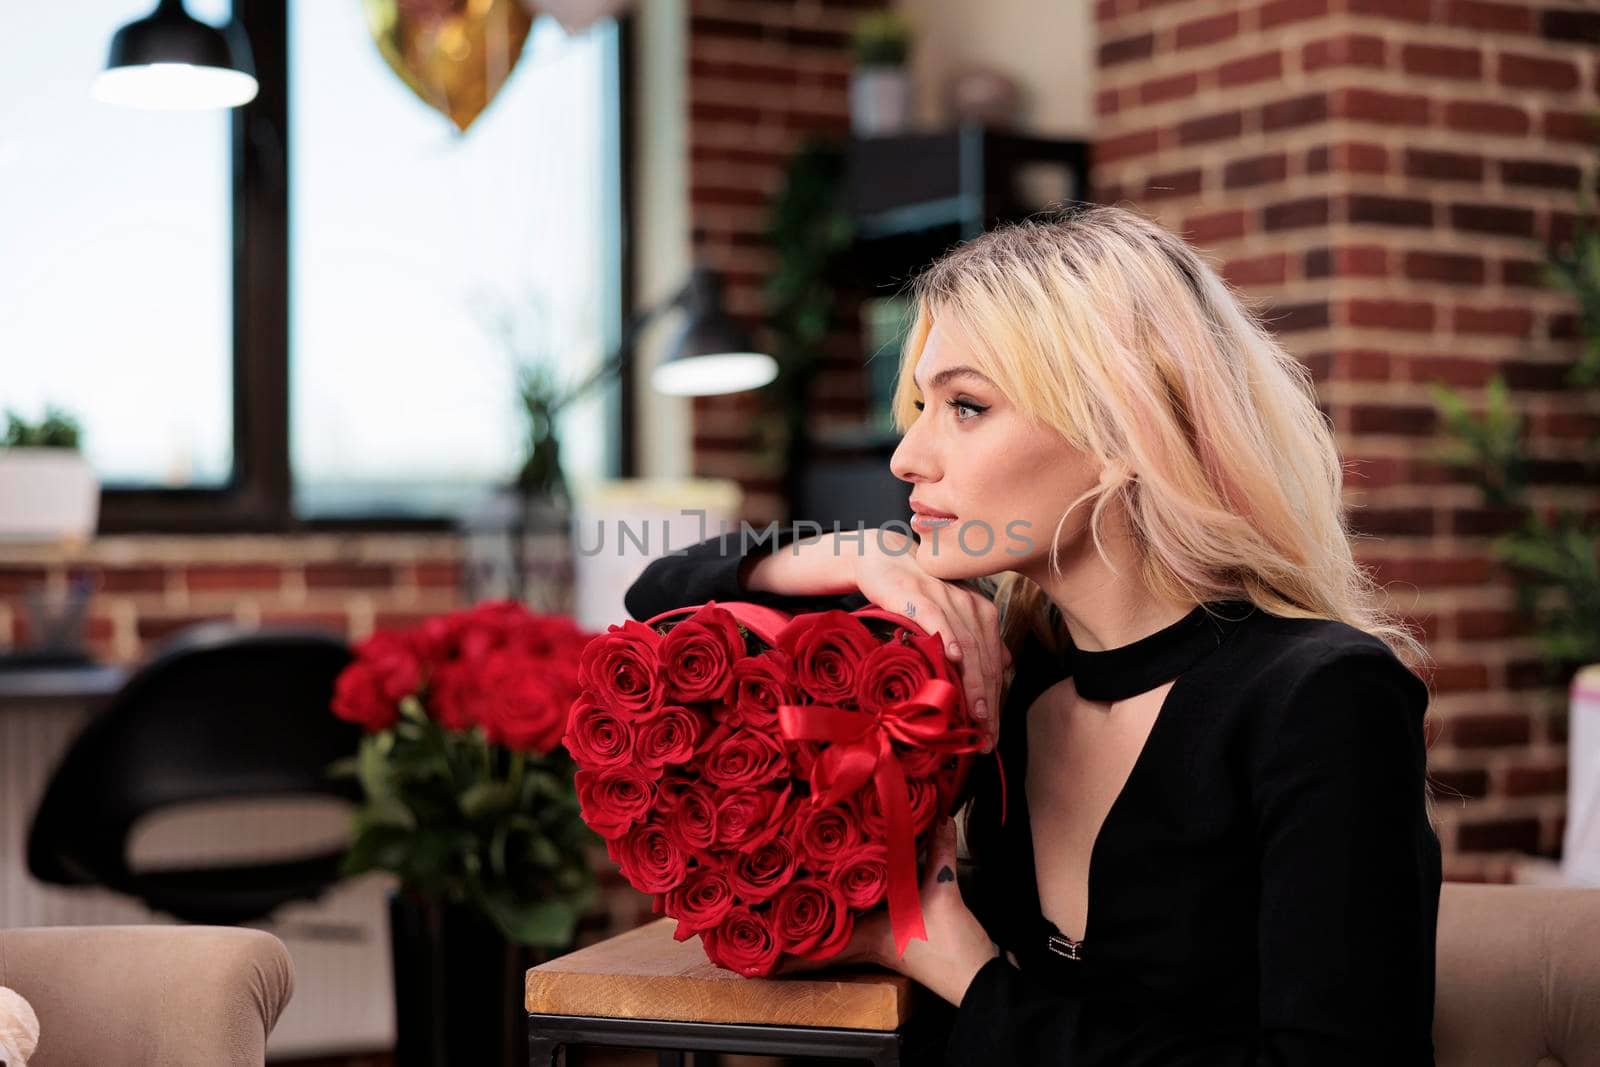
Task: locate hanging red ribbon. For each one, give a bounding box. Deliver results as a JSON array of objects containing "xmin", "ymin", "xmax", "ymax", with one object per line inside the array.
[{"xmin": 777, "ymin": 677, "xmax": 1004, "ymax": 959}]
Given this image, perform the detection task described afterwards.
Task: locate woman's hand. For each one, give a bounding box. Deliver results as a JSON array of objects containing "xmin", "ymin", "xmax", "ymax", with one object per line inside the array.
[
  {"xmin": 774, "ymin": 817, "xmax": 1001, "ymax": 1008},
  {"xmin": 850, "ymin": 528, "xmax": 1010, "ymax": 751}
]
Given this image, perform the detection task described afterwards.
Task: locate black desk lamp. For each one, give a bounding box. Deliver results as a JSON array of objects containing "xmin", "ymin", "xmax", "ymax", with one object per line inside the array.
[{"xmin": 566, "ymin": 264, "xmax": 778, "ymax": 403}]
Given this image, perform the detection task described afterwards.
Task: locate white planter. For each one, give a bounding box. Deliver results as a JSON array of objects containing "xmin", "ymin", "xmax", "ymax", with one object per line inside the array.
[
  {"xmin": 850, "ymin": 66, "xmax": 914, "ymax": 137},
  {"xmin": 1564, "ymin": 664, "xmax": 1600, "ymax": 886},
  {"xmin": 0, "ymin": 448, "xmax": 100, "ymax": 543}
]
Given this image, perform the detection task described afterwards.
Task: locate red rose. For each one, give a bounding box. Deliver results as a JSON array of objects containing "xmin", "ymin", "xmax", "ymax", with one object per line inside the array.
[
  {"xmin": 792, "ymin": 801, "xmax": 861, "ymax": 871},
  {"xmin": 332, "ymin": 629, "xmax": 424, "ymax": 732},
  {"xmin": 776, "ymin": 611, "xmax": 878, "ymax": 703},
  {"xmin": 665, "ymin": 866, "xmax": 735, "ymax": 940},
  {"xmin": 852, "ymin": 774, "xmax": 940, "ymax": 837},
  {"xmin": 563, "ymin": 696, "xmax": 635, "ymax": 768},
  {"xmin": 846, "ymin": 789, "xmax": 887, "ymax": 841},
  {"xmin": 578, "ymin": 620, "xmax": 668, "ymax": 721},
  {"xmin": 473, "ymin": 649, "xmax": 569, "ymax": 753},
  {"xmin": 662, "ymin": 782, "xmax": 717, "ymax": 855},
  {"xmin": 788, "ymin": 738, "xmax": 822, "ymax": 780},
  {"xmin": 771, "ymin": 876, "xmax": 853, "ymax": 960},
  {"xmin": 897, "ymin": 736, "xmax": 956, "ymax": 779},
  {"xmin": 428, "ymin": 659, "xmax": 483, "ymax": 731},
  {"xmin": 702, "ymin": 728, "xmax": 788, "ymax": 789},
  {"xmin": 830, "ymin": 842, "xmax": 889, "ymax": 910},
  {"xmin": 574, "ymin": 766, "xmax": 657, "ymax": 839},
  {"xmin": 615, "ymin": 822, "xmax": 687, "ymax": 894},
  {"xmin": 907, "ymin": 628, "xmax": 960, "ymax": 683},
  {"xmin": 855, "ymin": 639, "xmax": 937, "ymax": 717},
  {"xmin": 702, "ymin": 906, "xmax": 782, "ymax": 978},
  {"xmin": 715, "ymin": 786, "xmax": 792, "ymax": 851},
  {"xmin": 658, "ymin": 604, "xmax": 745, "ymax": 703},
  {"xmin": 656, "ymin": 773, "xmax": 694, "ymax": 807},
  {"xmin": 730, "ymin": 837, "xmax": 799, "ymax": 902},
  {"xmin": 717, "ymin": 650, "xmax": 797, "ymax": 729},
  {"xmin": 638, "ymin": 705, "xmax": 702, "ymax": 769},
  {"xmin": 906, "ymin": 775, "xmax": 941, "ymax": 833},
  {"xmin": 414, "ymin": 611, "xmax": 468, "ymax": 663}
]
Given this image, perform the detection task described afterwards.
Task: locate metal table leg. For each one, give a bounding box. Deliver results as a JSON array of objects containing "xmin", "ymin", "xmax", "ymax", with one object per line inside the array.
[{"xmin": 528, "ymin": 1013, "xmax": 901, "ymax": 1066}]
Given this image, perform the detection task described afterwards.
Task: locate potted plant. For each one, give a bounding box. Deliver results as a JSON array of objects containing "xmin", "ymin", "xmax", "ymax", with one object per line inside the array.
[
  {"xmin": 0, "ymin": 406, "xmax": 97, "ymax": 544},
  {"xmin": 330, "ymin": 599, "xmax": 602, "ymax": 1067},
  {"xmin": 462, "ymin": 295, "xmax": 606, "ymax": 614},
  {"xmin": 850, "ymin": 10, "xmax": 915, "ymax": 137}
]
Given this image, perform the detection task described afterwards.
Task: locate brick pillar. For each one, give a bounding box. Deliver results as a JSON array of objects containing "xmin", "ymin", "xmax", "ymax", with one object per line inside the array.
[
  {"xmin": 686, "ymin": 1, "xmax": 876, "ymax": 526},
  {"xmin": 1092, "ymin": 0, "xmax": 1600, "ymax": 881}
]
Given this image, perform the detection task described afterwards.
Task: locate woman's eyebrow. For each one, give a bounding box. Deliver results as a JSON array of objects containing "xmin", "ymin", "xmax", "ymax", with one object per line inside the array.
[{"xmin": 914, "ymin": 365, "xmax": 995, "ymax": 392}]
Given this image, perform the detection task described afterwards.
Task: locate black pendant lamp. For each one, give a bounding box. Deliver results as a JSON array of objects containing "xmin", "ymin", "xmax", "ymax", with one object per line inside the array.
[{"xmin": 93, "ymin": 0, "xmax": 258, "ymax": 110}]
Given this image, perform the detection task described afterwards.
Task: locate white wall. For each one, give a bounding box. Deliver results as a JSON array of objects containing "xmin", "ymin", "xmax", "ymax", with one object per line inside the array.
[{"xmin": 898, "ymin": 0, "xmax": 1095, "ymax": 137}]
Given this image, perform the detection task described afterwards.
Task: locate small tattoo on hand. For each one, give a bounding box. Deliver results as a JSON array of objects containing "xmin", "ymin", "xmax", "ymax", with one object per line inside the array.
[
  {"xmin": 904, "ymin": 601, "xmax": 917, "ymax": 618},
  {"xmin": 937, "ymin": 865, "xmax": 954, "ymax": 883}
]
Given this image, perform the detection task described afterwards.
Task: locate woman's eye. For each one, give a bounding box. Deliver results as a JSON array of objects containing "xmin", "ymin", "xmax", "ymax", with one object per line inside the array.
[
  {"xmin": 910, "ymin": 398, "xmax": 986, "ymax": 422},
  {"xmin": 946, "ymin": 398, "xmax": 986, "ymax": 422}
]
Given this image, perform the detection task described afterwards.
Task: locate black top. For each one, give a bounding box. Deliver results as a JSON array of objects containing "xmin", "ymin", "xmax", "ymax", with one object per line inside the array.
[{"xmin": 623, "ymin": 529, "xmax": 1442, "ymax": 1066}]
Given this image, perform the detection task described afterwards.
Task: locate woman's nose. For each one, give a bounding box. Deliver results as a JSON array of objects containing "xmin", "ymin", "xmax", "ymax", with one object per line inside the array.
[{"xmin": 890, "ymin": 427, "xmax": 935, "ymax": 484}]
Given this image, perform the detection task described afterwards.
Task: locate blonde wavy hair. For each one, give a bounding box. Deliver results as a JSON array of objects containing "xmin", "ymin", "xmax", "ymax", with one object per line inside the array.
[{"xmin": 888, "ymin": 203, "xmax": 1432, "ymax": 681}]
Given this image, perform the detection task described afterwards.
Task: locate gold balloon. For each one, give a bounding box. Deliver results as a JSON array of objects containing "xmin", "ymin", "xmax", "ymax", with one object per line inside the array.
[{"xmin": 362, "ymin": 0, "xmax": 535, "ymax": 133}]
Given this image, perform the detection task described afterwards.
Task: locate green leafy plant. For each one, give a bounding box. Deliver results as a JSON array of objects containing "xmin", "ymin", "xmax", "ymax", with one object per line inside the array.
[
  {"xmin": 1428, "ymin": 199, "xmax": 1600, "ymax": 673},
  {"xmin": 329, "ymin": 601, "xmax": 601, "ymax": 947},
  {"xmin": 3, "ymin": 405, "xmax": 81, "ymax": 449},
  {"xmin": 475, "ymin": 293, "xmax": 615, "ymax": 506},
  {"xmin": 852, "ymin": 10, "xmax": 912, "ymax": 67},
  {"xmin": 513, "ymin": 360, "xmax": 571, "ymax": 505}
]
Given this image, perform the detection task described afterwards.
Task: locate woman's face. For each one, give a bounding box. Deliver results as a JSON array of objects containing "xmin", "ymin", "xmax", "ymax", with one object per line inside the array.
[{"xmin": 889, "ymin": 317, "xmax": 1106, "ymax": 582}]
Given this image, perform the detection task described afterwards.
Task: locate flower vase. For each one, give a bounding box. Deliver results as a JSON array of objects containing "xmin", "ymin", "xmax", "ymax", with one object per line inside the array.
[
  {"xmin": 388, "ymin": 889, "xmax": 548, "ymax": 1067},
  {"xmin": 518, "ymin": 493, "xmax": 575, "ymax": 617}
]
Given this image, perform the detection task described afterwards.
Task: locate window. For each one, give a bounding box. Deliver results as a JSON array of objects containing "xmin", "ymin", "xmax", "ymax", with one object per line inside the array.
[
  {"xmin": 0, "ymin": 0, "xmax": 235, "ymax": 490},
  {"xmin": 289, "ymin": 2, "xmax": 624, "ymax": 519},
  {"xmin": 2, "ymin": 1, "xmax": 627, "ymax": 531}
]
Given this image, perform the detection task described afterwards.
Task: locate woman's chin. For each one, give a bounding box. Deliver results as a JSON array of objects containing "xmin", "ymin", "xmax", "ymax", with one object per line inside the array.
[{"xmin": 913, "ymin": 542, "xmax": 998, "ymax": 583}]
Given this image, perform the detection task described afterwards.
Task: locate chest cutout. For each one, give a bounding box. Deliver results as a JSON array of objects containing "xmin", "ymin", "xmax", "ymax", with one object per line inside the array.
[{"xmin": 1025, "ymin": 676, "xmax": 1178, "ymax": 943}]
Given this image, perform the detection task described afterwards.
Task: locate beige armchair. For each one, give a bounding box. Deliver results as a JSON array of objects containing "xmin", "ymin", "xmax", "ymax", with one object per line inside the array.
[
  {"xmin": 1, "ymin": 884, "xmax": 1596, "ymax": 1065},
  {"xmin": 1436, "ymin": 882, "xmax": 1600, "ymax": 1067},
  {"xmin": 0, "ymin": 925, "xmax": 293, "ymax": 1067}
]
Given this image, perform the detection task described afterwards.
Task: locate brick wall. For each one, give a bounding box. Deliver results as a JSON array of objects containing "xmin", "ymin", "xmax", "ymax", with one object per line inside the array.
[
  {"xmin": 0, "ymin": 535, "xmax": 468, "ymax": 664},
  {"xmin": 0, "ymin": 534, "xmax": 665, "ymax": 937},
  {"xmin": 687, "ymin": 0, "xmax": 878, "ymax": 526},
  {"xmin": 1092, "ymin": 0, "xmax": 1600, "ymax": 881}
]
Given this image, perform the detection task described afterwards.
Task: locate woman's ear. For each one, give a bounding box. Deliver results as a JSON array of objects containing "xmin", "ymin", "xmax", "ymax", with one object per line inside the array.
[{"xmin": 1096, "ymin": 458, "xmax": 1134, "ymax": 489}]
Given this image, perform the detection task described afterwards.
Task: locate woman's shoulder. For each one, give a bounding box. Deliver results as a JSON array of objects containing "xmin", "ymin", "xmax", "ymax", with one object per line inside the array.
[{"xmin": 1223, "ymin": 607, "xmax": 1431, "ymax": 741}]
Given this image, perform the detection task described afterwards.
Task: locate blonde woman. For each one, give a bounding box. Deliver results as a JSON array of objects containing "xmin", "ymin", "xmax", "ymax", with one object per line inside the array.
[{"xmin": 624, "ymin": 204, "xmax": 1440, "ymax": 1065}]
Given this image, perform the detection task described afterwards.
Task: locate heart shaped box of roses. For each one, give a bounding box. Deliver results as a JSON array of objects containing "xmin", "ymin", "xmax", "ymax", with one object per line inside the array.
[{"xmin": 563, "ymin": 600, "xmax": 992, "ymax": 977}]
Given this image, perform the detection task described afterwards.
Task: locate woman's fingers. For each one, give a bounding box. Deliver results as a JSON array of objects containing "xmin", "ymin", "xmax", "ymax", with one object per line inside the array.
[{"xmin": 934, "ymin": 587, "xmax": 997, "ymax": 751}]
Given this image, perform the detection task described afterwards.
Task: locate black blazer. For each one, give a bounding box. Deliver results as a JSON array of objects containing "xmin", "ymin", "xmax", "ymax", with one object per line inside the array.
[{"xmin": 623, "ymin": 529, "xmax": 1442, "ymax": 1066}]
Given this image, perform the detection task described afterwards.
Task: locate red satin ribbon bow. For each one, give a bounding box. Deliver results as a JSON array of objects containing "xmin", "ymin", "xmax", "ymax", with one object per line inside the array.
[{"xmin": 777, "ymin": 677, "xmax": 1006, "ymax": 959}]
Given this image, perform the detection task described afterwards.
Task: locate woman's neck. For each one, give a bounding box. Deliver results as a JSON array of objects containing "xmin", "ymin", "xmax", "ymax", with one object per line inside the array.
[{"xmin": 1018, "ymin": 523, "xmax": 1196, "ymax": 653}]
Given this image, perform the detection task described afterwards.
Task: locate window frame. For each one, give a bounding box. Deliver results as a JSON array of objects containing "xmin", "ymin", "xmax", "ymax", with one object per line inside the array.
[{"xmin": 97, "ymin": 0, "xmax": 636, "ymax": 534}]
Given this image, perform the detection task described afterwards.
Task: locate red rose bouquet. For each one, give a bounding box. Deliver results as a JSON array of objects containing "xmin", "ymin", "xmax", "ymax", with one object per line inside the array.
[
  {"xmin": 565, "ymin": 599, "xmax": 998, "ymax": 977},
  {"xmin": 330, "ymin": 600, "xmax": 603, "ymax": 947}
]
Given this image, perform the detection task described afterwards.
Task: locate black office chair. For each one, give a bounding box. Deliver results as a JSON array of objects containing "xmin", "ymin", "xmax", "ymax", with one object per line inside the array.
[{"xmin": 27, "ymin": 622, "xmax": 365, "ymax": 924}]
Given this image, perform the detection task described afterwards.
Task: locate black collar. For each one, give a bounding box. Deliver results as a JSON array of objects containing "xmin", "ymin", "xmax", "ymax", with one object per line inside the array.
[{"xmin": 1056, "ymin": 599, "xmax": 1256, "ymax": 702}]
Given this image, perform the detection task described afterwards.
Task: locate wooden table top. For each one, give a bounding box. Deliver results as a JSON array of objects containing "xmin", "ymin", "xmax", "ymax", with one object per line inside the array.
[{"xmin": 525, "ymin": 917, "xmax": 915, "ymax": 1031}]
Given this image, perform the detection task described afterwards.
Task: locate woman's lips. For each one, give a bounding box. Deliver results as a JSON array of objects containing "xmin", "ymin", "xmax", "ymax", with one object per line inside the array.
[{"xmin": 910, "ymin": 507, "xmax": 957, "ymax": 530}]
